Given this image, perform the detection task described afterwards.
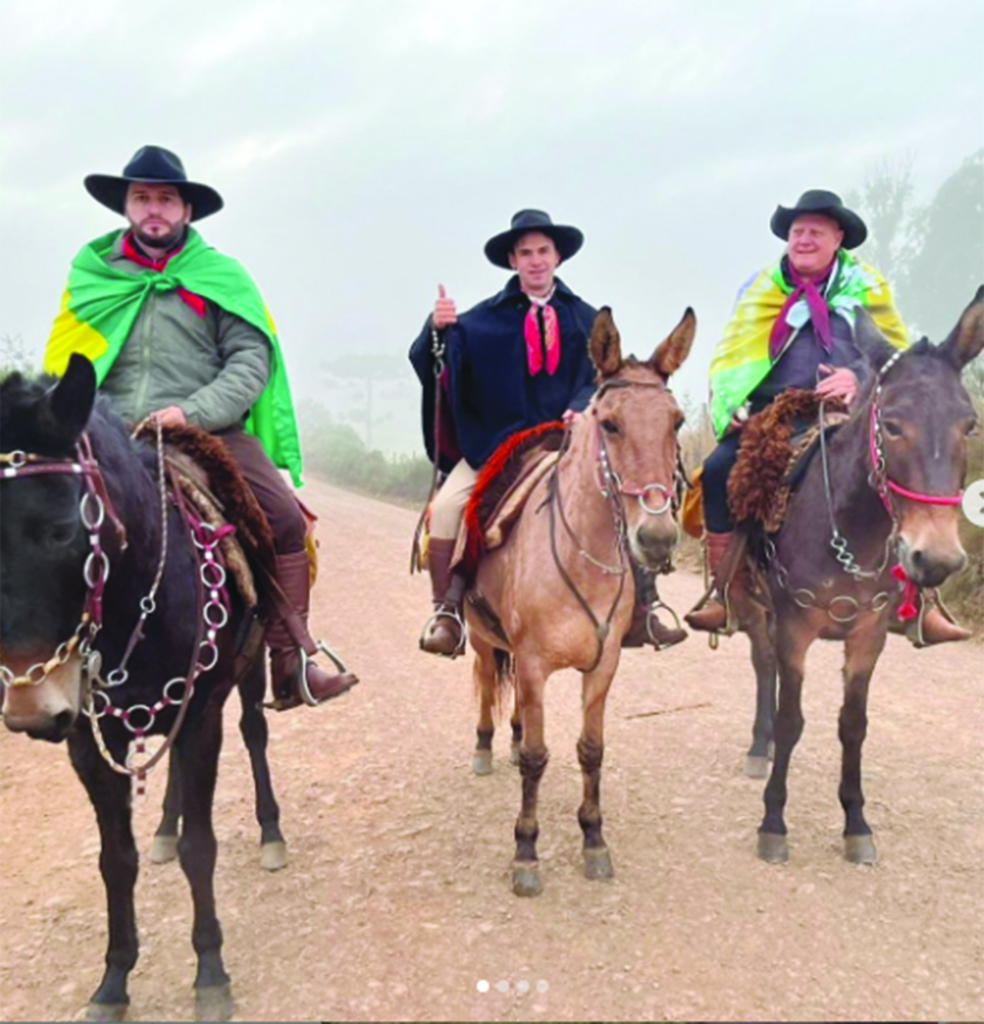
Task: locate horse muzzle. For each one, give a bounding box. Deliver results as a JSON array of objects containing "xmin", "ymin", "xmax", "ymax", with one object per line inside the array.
[
  {"xmin": 896, "ymin": 535, "xmax": 967, "ymax": 590},
  {"xmin": 630, "ymin": 517, "xmax": 680, "ymax": 571},
  {"xmin": 1, "ymin": 653, "xmax": 84, "ymax": 742}
]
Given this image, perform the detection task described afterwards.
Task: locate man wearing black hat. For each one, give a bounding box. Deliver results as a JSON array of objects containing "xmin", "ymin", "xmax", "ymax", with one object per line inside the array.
[
  {"xmin": 44, "ymin": 145, "xmax": 359, "ymax": 707},
  {"xmin": 409, "ymin": 209, "xmax": 686, "ymax": 656},
  {"xmin": 684, "ymin": 189, "xmax": 970, "ymax": 645}
]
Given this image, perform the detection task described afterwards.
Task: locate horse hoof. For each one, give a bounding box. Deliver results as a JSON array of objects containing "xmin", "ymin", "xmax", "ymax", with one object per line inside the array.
[
  {"xmin": 472, "ymin": 750, "xmax": 493, "ymax": 775},
  {"xmin": 148, "ymin": 835, "xmax": 179, "ymax": 864},
  {"xmin": 510, "ymin": 743, "xmax": 521, "ymax": 767},
  {"xmin": 744, "ymin": 755, "xmax": 770, "ymax": 779},
  {"xmin": 511, "ymin": 861, "xmax": 543, "ymax": 897},
  {"xmin": 260, "ymin": 840, "xmax": 288, "ymax": 871},
  {"xmin": 85, "ymin": 1002, "xmax": 127, "ymax": 1022},
  {"xmin": 757, "ymin": 832, "xmax": 789, "ymax": 863},
  {"xmin": 844, "ymin": 834, "xmax": 878, "ymax": 865},
  {"xmin": 583, "ymin": 847, "xmax": 614, "ymax": 881},
  {"xmin": 195, "ymin": 984, "xmax": 234, "ymax": 1022}
]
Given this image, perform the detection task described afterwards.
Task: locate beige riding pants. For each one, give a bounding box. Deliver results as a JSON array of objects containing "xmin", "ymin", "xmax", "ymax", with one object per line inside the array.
[{"xmin": 429, "ymin": 459, "xmax": 479, "ymax": 541}]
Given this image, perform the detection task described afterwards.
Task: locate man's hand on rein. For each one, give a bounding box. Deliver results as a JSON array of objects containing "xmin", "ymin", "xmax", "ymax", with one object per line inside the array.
[
  {"xmin": 153, "ymin": 406, "xmax": 188, "ymax": 428},
  {"xmin": 816, "ymin": 364, "xmax": 859, "ymax": 405},
  {"xmin": 432, "ymin": 283, "xmax": 458, "ymax": 330}
]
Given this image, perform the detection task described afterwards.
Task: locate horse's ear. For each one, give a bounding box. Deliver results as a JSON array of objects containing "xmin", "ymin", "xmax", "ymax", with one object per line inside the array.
[
  {"xmin": 650, "ymin": 307, "xmax": 696, "ymax": 378},
  {"xmin": 43, "ymin": 354, "xmax": 96, "ymax": 441},
  {"xmin": 589, "ymin": 307, "xmax": 622, "ymax": 378},
  {"xmin": 853, "ymin": 307, "xmax": 900, "ymax": 371},
  {"xmin": 941, "ymin": 285, "xmax": 984, "ymax": 370}
]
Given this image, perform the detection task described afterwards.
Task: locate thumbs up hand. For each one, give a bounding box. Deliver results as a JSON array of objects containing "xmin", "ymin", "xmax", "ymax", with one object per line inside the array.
[{"xmin": 433, "ymin": 283, "xmax": 458, "ymax": 329}]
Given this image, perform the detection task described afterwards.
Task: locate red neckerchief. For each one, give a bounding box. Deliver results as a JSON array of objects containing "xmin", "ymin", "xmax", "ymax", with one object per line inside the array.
[
  {"xmin": 522, "ymin": 290, "xmax": 561, "ymax": 376},
  {"xmin": 122, "ymin": 232, "xmax": 207, "ymax": 318},
  {"xmin": 769, "ymin": 259, "xmax": 835, "ymax": 360}
]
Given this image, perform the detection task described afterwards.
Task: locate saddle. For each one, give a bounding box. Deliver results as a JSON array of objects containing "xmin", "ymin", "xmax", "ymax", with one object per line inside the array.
[
  {"xmin": 727, "ymin": 389, "xmax": 849, "ymax": 533},
  {"xmin": 453, "ymin": 422, "xmax": 566, "ymax": 580},
  {"xmin": 134, "ymin": 423, "xmax": 278, "ymax": 608}
]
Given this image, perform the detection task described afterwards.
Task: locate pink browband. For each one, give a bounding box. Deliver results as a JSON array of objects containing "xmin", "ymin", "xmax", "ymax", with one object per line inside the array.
[{"xmin": 868, "ymin": 403, "xmax": 963, "ymax": 510}]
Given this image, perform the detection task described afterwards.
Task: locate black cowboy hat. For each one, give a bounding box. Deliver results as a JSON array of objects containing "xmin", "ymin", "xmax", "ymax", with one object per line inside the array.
[
  {"xmin": 84, "ymin": 145, "xmax": 224, "ymax": 221},
  {"xmin": 484, "ymin": 209, "xmax": 584, "ymax": 269},
  {"xmin": 770, "ymin": 189, "xmax": 867, "ymax": 250}
]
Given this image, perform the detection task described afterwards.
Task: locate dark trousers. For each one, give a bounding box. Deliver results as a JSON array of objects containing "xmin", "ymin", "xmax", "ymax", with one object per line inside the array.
[
  {"xmin": 701, "ymin": 431, "xmax": 743, "ymax": 534},
  {"xmin": 214, "ymin": 427, "xmax": 306, "ymax": 554}
]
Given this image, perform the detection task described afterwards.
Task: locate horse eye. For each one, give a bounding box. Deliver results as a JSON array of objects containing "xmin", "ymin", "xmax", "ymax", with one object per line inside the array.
[
  {"xmin": 601, "ymin": 419, "xmax": 620, "ymax": 435},
  {"xmin": 47, "ymin": 523, "xmax": 77, "ymax": 547},
  {"xmin": 882, "ymin": 420, "xmax": 903, "ymax": 439},
  {"xmin": 966, "ymin": 418, "xmax": 980, "ymax": 438}
]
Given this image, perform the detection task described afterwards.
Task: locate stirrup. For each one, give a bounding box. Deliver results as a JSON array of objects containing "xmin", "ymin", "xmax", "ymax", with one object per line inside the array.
[
  {"xmin": 646, "ymin": 600, "xmax": 686, "ymax": 650},
  {"xmin": 297, "ymin": 640, "xmax": 353, "ymax": 706},
  {"xmin": 421, "ymin": 606, "xmax": 467, "ymax": 658}
]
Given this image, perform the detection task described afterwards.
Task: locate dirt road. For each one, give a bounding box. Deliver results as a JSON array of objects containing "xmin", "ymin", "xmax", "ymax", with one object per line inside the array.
[{"xmin": 2, "ymin": 480, "xmax": 982, "ymax": 1023}]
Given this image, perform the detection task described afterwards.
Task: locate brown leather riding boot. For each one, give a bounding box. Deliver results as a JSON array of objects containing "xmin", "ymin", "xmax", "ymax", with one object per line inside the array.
[
  {"xmin": 684, "ymin": 531, "xmax": 739, "ymax": 633},
  {"xmin": 266, "ymin": 551, "xmax": 358, "ymax": 709},
  {"xmin": 622, "ymin": 562, "xmax": 687, "ymax": 649},
  {"xmin": 889, "ymin": 589, "xmax": 973, "ymax": 647},
  {"xmin": 419, "ymin": 538, "xmax": 466, "ymax": 657}
]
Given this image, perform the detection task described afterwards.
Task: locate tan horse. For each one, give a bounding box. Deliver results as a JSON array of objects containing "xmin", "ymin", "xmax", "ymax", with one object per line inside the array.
[{"xmin": 465, "ymin": 306, "xmax": 695, "ymax": 896}]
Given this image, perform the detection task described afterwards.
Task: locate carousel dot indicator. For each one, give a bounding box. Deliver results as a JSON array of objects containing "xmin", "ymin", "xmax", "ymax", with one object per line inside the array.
[
  {"xmin": 496, "ymin": 980, "xmax": 510, "ymax": 993},
  {"xmin": 516, "ymin": 980, "xmax": 530, "ymax": 994},
  {"xmin": 476, "ymin": 980, "xmax": 489, "ymax": 993},
  {"xmin": 537, "ymin": 979, "xmax": 550, "ymax": 993}
]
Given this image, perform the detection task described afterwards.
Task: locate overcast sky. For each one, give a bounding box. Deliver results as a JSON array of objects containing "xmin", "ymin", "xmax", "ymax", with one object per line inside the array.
[{"xmin": 2, "ymin": 0, "xmax": 982, "ymax": 446}]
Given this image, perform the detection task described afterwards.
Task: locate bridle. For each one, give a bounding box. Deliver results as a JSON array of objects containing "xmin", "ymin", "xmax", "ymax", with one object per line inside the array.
[
  {"xmin": 867, "ymin": 348, "xmax": 964, "ymax": 513},
  {"xmin": 0, "ymin": 424, "xmax": 234, "ymax": 791},
  {"xmin": 768, "ymin": 347, "xmax": 966, "ymax": 622},
  {"xmin": 0, "ymin": 436, "xmax": 122, "ymax": 688},
  {"xmin": 547, "ymin": 376, "xmax": 683, "ymax": 671}
]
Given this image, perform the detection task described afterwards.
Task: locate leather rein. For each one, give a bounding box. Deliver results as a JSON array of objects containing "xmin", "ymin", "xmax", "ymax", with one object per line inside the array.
[{"xmin": 547, "ymin": 377, "xmax": 682, "ymax": 672}]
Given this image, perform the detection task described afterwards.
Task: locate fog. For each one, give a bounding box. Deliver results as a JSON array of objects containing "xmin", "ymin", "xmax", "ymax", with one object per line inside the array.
[{"xmin": 2, "ymin": 0, "xmax": 981, "ymax": 453}]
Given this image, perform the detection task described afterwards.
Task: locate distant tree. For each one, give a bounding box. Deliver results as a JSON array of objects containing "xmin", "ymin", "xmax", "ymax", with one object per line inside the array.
[
  {"xmin": 321, "ymin": 354, "xmax": 410, "ymax": 450},
  {"xmin": 846, "ymin": 153, "xmax": 918, "ymax": 288},
  {"xmin": 903, "ymin": 149, "xmax": 984, "ymax": 341},
  {"xmin": 0, "ymin": 334, "xmax": 35, "ymax": 378}
]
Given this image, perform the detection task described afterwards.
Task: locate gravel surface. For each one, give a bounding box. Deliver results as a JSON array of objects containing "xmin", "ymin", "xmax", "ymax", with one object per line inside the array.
[{"xmin": 1, "ymin": 480, "xmax": 982, "ymax": 1022}]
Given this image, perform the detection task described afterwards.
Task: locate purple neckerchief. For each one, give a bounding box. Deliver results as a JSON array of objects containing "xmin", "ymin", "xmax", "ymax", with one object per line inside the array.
[{"xmin": 769, "ymin": 260, "xmax": 835, "ymax": 360}]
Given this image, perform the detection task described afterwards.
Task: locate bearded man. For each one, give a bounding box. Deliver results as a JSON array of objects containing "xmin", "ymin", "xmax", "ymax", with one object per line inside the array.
[{"xmin": 44, "ymin": 145, "xmax": 358, "ymax": 708}]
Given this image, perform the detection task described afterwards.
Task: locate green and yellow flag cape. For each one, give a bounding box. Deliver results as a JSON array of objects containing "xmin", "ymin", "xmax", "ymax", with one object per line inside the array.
[
  {"xmin": 44, "ymin": 228, "xmax": 304, "ymax": 486},
  {"xmin": 708, "ymin": 250, "xmax": 909, "ymax": 439}
]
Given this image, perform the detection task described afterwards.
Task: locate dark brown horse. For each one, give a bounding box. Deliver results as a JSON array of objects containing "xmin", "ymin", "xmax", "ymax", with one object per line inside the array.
[
  {"xmin": 726, "ymin": 290, "xmax": 982, "ymax": 864},
  {"xmin": 0, "ymin": 355, "xmax": 279, "ymax": 1020},
  {"xmin": 467, "ymin": 308, "xmax": 694, "ymax": 896}
]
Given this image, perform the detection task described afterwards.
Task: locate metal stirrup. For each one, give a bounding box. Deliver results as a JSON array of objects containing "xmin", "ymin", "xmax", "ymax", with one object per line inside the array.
[{"xmin": 296, "ymin": 640, "xmax": 353, "ymax": 707}]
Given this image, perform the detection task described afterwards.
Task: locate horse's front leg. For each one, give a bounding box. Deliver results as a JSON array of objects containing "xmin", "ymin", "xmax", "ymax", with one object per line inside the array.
[
  {"xmin": 67, "ymin": 728, "xmax": 138, "ymax": 1022},
  {"xmin": 758, "ymin": 613, "xmax": 814, "ymax": 863},
  {"xmin": 839, "ymin": 621, "xmax": 887, "ymax": 865},
  {"xmin": 237, "ymin": 657, "xmax": 287, "ymax": 869},
  {"xmin": 148, "ymin": 747, "xmax": 181, "ymax": 864},
  {"xmin": 175, "ymin": 698, "xmax": 234, "ymax": 1021},
  {"xmin": 512, "ymin": 660, "xmax": 548, "ymax": 897},
  {"xmin": 578, "ymin": 662, "xmax": 617, "ymax": 881}
]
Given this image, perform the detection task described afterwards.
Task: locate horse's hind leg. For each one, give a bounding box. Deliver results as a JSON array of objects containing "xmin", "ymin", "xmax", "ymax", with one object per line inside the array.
[
  {"xmin": 68, "ymin": 730, "xmax": 138, "ymax": 1022},
  {"xmin": 149, "ymin": 747, "xmax": 182, "ymax": 864},
  {"xmin": 758, "ymin": 617, "xmax": 812, "ymax": 863},
  {"xmin": 472, "ymin": 639, "xmax": 497, "ymax": 775},
  {"xmin": 510, "ymin": 697, "xmax": 522, "ymax": 767},
  {"xmin": 745, "ymin": 607, "xmax": 777, "ymax": 779},
  {"xmin": 839, "ymin": 624, "xmax": 886, "ymax": 865},
  {"xmin": 512, "ymin": 661, "xmax": 549, "ymax": 897},
  {"xmin": 176, "ymin": 701, "xmax": 234, "ymax": 1021},
  {"xmin": 238, "ymin": 657, "xmax": 287, "ymax": 869},
  {"xmin": 578, "ymin": 664, "xmax": 616, "ymax": 882}
]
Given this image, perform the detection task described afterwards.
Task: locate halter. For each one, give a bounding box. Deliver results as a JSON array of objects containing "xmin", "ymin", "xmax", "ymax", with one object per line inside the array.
[{"xmin": 548, "ymin": 376, "xmax": 682, "ymax": 671}]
